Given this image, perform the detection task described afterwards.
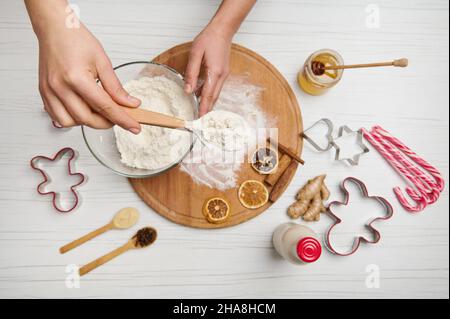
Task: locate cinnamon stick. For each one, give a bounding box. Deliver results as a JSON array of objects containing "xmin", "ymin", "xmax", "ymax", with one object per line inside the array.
[
  {"xmin": 265, "ymin": 154, "xmax": 292, "ymax": 186},
  {"xmin": 269, "ymin": 161, "xmax": 299, "ymax": 203},
  {"xmin": 267, "ymin": 138, "xmax": 305, "ymax": 165}
]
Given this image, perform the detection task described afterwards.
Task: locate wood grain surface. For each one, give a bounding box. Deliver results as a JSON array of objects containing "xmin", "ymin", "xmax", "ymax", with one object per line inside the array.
[
  {"xmin": 130, "ymin": 42, "xmax": 303, "ymax": 229},
  {"xmin": 0, "ymin": 0, "xmax": 448, "ymax": 299}
]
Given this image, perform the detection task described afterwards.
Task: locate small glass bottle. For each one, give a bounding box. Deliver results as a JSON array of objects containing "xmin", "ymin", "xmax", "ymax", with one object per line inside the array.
[
  {"xmin": 298, "ymin": 49, "xmax": 344, "ymax": 96},
  {"xmin": 273, "ymin": 223, "xmax": 322, "ymax": 265}
]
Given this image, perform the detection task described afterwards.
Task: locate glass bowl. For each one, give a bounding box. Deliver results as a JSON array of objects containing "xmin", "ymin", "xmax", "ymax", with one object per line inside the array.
[{"xmin": 82, "ymin": 61, "xmax": 199, "ymax": 178}]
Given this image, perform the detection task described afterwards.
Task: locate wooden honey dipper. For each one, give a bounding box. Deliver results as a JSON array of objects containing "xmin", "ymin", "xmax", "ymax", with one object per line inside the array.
[{"xmin": 312, "ymin": 58, "xmax": 409, "ymax": 76}]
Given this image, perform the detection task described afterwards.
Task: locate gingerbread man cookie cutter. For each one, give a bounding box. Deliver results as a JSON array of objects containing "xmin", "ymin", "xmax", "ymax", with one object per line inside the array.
[
  {"xmin": 325, "ymin": 177, "xmax": 394, "ymax": 256},
  {"xmin": 30, "ymin": 147, "xmax": 85, "ymax": 213}
]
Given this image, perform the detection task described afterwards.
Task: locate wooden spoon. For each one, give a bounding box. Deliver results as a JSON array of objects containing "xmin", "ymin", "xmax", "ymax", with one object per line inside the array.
[
  {"xmin": 123, "ymin": 108, "xmax": 207, "ymax": 146},
  {"xmin": 78, "ymin": 226, "xmax": 158, "ymax": 276},
  {"xmin": 59, "ymin": 207, "xmax": 140, "ymax": 254},
  {"xmin": 124, "ymin": 108, "xmax": 247, "ymax": 151},
  {"xmin": 124, "ymin": 107, "xmax": 191, "ymax": 130},
  {"xmin": 312, "ymin": 58, "xmax": 409, "ymax": 76}
]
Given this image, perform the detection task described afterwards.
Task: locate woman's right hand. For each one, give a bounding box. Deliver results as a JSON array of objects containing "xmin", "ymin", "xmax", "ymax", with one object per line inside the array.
[{"xmin": 26, "ymin": 0, "xmax": 142, "ymax": 133}]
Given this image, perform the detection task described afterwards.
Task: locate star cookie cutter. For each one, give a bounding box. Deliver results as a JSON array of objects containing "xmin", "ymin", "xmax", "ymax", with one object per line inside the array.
[
  {"xmin": 331, "ymin": 126, "xmax": 370, "ymax": 166},
  {"xmin": 30, "ymin": 147, "xmax": 85, "ymax": 213},
  {"xmin": 301, "ymin": 118, "xmax": 335, "ymax": 152},
  {"xmin": 301, "ymin": 119, "xmax": 370, "ymax": 166},
  {"xmin": 325, "ymin": 177, "xmax": 394, "ymax": 256}
]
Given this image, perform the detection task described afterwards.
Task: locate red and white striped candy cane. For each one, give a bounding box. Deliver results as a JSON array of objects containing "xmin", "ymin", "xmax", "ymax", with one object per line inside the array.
[
  {"xmin": 361, "ymin": 128, "xmax": 428, "ymax": 213},
  {"xmin": 370, "ymin": 128, "xmax": 441, "ymax": 205},
  {"xmin": 372, "ymin": 126, "xmax": 445, "ymax": 192}
]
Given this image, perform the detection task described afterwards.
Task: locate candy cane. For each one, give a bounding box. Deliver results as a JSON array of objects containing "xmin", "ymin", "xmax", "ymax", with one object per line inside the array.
[
  {"xmin": 372, "ymin": 126, "xmax": 445, "ymax": 192},
  {"xmin": 369, "ymin": 129, "xmax": 440, "ymax": 204},
  {"xmin": 371, "ymin": 126, "xmax": 444, "ymax": 205},
  {"xmin": 361, "ymin": 128, "xmax": 428, "ymax": 213},
  {"xmin": 365, "ymin": 133, "xmax": 428, "ymax": 212}
]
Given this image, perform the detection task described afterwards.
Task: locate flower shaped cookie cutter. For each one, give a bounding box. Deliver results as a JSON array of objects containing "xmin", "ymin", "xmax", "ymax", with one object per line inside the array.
[
  {"xmin": 325, "ymin": 177, "xmax": 394, "ymax": 256},
  {"xmin": 30, "ymin": 147, "xmax": 85, "ymax": 213}
]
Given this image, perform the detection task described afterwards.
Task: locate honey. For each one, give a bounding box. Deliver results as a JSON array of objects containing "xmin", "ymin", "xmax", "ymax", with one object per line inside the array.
[{"xmin": 298, "ymin": 49, "xmax": 344, "ymax": 95}]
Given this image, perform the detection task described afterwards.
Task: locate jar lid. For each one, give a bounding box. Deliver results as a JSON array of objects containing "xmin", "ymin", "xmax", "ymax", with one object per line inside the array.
[{"xmin": 297, "ymin": 237, "xmax": 322, "ymax": 263}]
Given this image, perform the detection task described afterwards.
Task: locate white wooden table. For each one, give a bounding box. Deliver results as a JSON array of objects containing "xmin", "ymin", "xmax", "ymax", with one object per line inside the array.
[{"xmin": 0, "ymin": 0, "xmax": 448, "ymax": 299}]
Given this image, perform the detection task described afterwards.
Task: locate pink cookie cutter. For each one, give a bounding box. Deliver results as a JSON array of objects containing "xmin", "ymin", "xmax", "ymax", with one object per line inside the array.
[
  {"xmin": 30, "ymin": 147, "xmax": 85, "ymax": 213},
  {"xmin": 325, "ymin": 177, "xmax": 394, "ymax": 256}
]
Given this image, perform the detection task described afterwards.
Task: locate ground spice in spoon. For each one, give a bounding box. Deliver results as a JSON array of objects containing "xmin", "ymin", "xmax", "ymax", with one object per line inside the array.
[{"xmin": 133, "ymin": 227, "xmax": 157, "ymax": 247}]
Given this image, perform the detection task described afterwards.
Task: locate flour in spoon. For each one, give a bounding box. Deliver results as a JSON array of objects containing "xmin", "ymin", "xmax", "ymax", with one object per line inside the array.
[
  {"xmin": 114, "ymin": 76, "xmax": 194, "ymax": 170},
  {"xmin": 193, "ymin": 110, "xmax": 250, "ymax": 151}
]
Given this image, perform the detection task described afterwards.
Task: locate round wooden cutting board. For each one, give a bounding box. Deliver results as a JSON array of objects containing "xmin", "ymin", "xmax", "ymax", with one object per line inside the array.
[{"xmin": 130, "ymin": 42, "xmax": 303, "ymax": 229}]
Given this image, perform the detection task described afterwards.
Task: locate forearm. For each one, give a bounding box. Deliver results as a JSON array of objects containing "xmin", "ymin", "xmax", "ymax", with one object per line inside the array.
[
  {"xmin": 208, "ymin": 0, "xmax": 256, "ymax": 40},
  {"xmin": 25, "ymin": 0, "xmax": 70, "ymax": 39}
]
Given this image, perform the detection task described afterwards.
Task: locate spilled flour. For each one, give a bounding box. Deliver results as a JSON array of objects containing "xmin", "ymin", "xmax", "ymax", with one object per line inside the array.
[
  {"xmin": 181, "ymin": 76, "xmax": 269, "ymax": 190},
  {"xmin": 114, "ymin": 76, "xmax": 194, "ymax": 170}
]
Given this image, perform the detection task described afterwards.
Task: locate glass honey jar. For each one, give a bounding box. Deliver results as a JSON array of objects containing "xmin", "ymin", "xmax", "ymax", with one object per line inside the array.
[{"xmin": 298, "ymin": 49, "xmax": 344, "ymax": 95}]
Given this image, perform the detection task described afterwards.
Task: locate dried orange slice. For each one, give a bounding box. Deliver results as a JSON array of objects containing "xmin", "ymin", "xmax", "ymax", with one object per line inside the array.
[
  {"xmin": 238, "ymin": 180, "xmax": 269, "ymax": 209},
  {"xmin": 203, "ymin": 197, "xmax": 230, "ymax": 224},
  {"xmin": 251, "ymin": 147, "xmax": 279, "ymax": 175}
]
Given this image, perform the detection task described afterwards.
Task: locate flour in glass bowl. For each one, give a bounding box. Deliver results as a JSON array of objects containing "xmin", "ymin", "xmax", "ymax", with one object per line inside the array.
[{"xmin": 114, "ymin": 76, "xmax": 194, "ymax": 170}]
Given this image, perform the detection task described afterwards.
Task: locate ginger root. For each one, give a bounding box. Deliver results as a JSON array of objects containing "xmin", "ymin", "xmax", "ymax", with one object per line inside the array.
[{"xmin": 288, "ymin": 175, "xmax": 330, "ymax": 221}]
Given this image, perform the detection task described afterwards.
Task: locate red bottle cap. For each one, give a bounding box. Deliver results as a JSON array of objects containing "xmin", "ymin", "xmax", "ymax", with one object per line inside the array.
[{"xmin": 297, "ymin": 237, "xmax": 322, "ymax": 263}]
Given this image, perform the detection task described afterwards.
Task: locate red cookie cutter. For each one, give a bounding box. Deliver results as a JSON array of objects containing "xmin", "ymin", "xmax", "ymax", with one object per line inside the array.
[
  {"xmin": 325, "ymin": 177, "xmax": 394, "ymax": 256},
  {"xmin": 30, "ymin": 147, "xmax": 85, "ymax": 213}
]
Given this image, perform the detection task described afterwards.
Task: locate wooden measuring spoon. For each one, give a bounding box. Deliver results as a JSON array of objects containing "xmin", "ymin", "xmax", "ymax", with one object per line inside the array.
[
  {"xmin": 78, "ymin": 226, "xmax": 158, "ymax": 276},
  {"xmin": 59, "ymin": 207, "xmax": 140, "ymax": 254},
  {"xmin": 123, "ymin": 107, "xmax": 209, "ymax": 146},
  {"xmin": 124, "ymin": 108, "xmax": 245, "ymax": 152},
  {"xmin": 312, "ymin": 58, "xmax": 408, "ymax": 76},
  {"xmin": 124, "ymin": 107, "xmax": 192, "ymax": 130}
]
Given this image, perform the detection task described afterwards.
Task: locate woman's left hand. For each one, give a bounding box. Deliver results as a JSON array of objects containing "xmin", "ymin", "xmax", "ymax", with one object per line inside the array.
[{"xmin": 184, "ymin": 26, "xmax": 232, "ymax": 116}]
